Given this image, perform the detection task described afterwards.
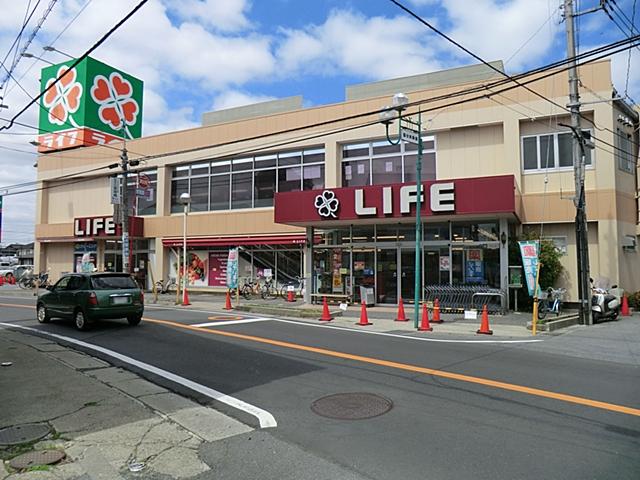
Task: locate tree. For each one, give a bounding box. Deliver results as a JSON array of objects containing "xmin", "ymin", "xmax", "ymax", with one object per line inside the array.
[{"xmin": 508, "ymin": 231, "xmax": 564, "ymax": 309}]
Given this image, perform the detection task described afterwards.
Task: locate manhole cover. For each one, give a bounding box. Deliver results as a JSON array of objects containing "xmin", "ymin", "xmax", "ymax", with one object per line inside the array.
[
  {"xmin": 0, "ymin": 424, "xmax": 51, "ymax": 446},
  {"xmin": 9, "ymin": 450, "xmax": 65, "ymax": 470},
  {"xmin": 311, "ymin": 393, "xmax": 393, "ymax": 420}
]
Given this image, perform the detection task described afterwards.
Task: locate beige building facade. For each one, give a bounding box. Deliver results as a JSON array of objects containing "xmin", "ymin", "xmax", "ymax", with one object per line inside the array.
[{"xmin": 34, "ymin": 60, "xmax": 640, "ymax": 306}]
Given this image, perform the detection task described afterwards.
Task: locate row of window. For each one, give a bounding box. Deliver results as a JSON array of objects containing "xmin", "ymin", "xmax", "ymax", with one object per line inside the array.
[
  {"xmin": 170, "ymin": 149, "xmax": 325, "ymax": 213},
  {"xmin": 521, "ymin": 131, "xmax": 592, "ymax": 172},
  {"xmin": 341, "ymin": 137, "xmax": 436, "ymax": 186}
]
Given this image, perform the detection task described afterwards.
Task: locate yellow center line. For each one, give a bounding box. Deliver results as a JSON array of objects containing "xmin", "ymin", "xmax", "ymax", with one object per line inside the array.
[
  {"xmin": 0, "ymin": 302, "xmax": 35, "ymax": 309},
  {"xmin": 2, "ymin": 303, "xmax": 637, "ymax": 418},
  {"xmin": 143, "ymin": 316, "xmax": 640, "ymax": 418}
]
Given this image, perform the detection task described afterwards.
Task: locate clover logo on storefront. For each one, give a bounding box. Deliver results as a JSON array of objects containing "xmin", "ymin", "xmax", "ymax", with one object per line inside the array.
[
  {"xmin": 90, "ymin": 72, "xmax": 140, "ymax": 139},
  {"xmin": 314, "ymin": 190, "xmax": 339, "ymax": 218},
  {"xmin": 42, "ymin": 66, "xmax": 83, "ymax": 127}
]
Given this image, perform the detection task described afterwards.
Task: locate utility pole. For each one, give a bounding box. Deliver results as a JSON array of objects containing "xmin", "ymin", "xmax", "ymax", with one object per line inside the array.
[
  {"xmin": 564, "ymin": 0, "xmax": 592, "ymax": 325},
  {"xmin": 119, "ymin": 145, "xmax": 139, "ymax": 274},
  {"xmin": 120, "ymin": 146, "xmax": 130, "ymax": 273}
]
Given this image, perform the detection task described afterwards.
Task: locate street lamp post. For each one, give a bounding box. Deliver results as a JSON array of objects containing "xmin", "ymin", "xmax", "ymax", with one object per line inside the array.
[
  {"xmin": 179, "ymin": 192, "xmax": 191, "ymax": 305},
  {"xmin": 379, "ymin": 93, "xmax": 423, "ymax": 329}
]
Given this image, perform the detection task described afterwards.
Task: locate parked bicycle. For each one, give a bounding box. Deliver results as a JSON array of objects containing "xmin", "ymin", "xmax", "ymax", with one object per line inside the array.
[
  {"xmin": 154, "ymin": 277, "xmax": 177, "ymax": 294},
  {"xmin": 260, "ymin": 276, "xmax": 277, "ymax": 299},
  {"xmin": 18, "ymin": 270, "xmax": 50, "ymax": 290},
  {"xmin": 537, "ymin": 287, "xmax": 566, "ymax": 319},
  {"xmin": 240, "ymin": 277, "xmax": 262, "ymax": 300},
  {"xmin": 279, "ymin": 276, "xmax": 306, "ymax": 299}
]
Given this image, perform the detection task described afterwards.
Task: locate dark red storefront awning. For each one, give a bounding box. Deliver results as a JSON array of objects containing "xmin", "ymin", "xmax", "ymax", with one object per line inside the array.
[{"xmin": 162, "ymin": 234, "xmax": 308, "ymax": 248}]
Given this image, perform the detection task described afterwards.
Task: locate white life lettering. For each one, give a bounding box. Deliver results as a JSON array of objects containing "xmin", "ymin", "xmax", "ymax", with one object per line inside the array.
[
  {"xmin": 92, "ymin": 218, "xmax": 104, "ymax": 236},
  {"xmin": 104, "ymin": 218, "xmax": 116, "ymax": 235},
  {"xmin": 430, "ymin": 182, "xmax": 455, "ymax": 212},
  {"xmin": 355, "ymin": 189, "xmax": 377, "ymax": 215},
  {"xmin": 382, "ymin": 187, "xmax": 392, "ymax": 214},
  {"xmin": 74, "ymin": 219, "xmax": 84, "ymax": 236},
  {"xmin": 400, "ymin": 185, "xmax": 424, "ymax": 214}
]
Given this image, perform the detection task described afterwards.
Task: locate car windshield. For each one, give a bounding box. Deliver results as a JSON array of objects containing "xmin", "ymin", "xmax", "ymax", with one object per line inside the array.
[{"xmin": 91, "ymin": 275, "xmax": 138, "ymax": 290}]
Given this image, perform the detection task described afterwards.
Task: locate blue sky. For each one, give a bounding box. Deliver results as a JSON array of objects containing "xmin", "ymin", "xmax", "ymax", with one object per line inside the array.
[{"xmin": 0, "ymin": 0, "xmax": 639, "ymax": 244}]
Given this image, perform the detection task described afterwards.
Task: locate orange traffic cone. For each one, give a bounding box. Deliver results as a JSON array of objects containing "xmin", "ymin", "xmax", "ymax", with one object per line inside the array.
[
  {"xmin": 621, "ymin": 294, "xmax": 630, "ymax": 316},
  {"xmin": 182, "ymin": 287, "xmax": 191, "ymax": 306},
  {"xmin": 320, "ymin": 296, "xmax": 333, "ymax": 321},
  {"xmin": 432, "ymin": 298, "xmax": 443, "ymax": 323},
  {"xmin": 418, "ymin": 303, "xmax": 433, "ymax": 331},
  {"xmin": 223, "ymin": 290, "xmax": 233, "ymax": 310},
  {"xmin": 395, "ymin": 297, "xmax": 407, "ymax": 322},
  {"xmin": 356, "ymin": 301, "xmax": 372, "ymax": 326},
  {"xmin": 0, "ymin": 275, "xmax": 4, "ymax": 286},
  {"xmin": 287, "ymin": 289, "xmax": 295, "ymax": 302},
  {"xmin": 476, "ymin": 305, "xmax": 493, "ymax": 335}
]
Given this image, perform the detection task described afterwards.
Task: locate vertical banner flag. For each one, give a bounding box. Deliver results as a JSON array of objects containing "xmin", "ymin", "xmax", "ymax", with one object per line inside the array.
[
  {"xmin": 518, "ymin": 241, "xmax": 539, "ymax": 297},
  {"xmin": 226, "ymin": 248, "xmax": 239, "ymax": 289}
]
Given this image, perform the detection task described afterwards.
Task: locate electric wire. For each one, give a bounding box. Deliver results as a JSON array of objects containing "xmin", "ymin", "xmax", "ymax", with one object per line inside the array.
[
  {"xmin": 0, "ymin": 0, "xmax": 41, "ymax": 89},
  {"xmin": 0, "ymin": 0, "xmax": 148, "ymax": 133},
  {"xmin": 3, "ymin": 0, "xmax": 93, "ymax": 99},
  {"xmin": 2, "ymin": 33, "xmax": 639, "ymax": 196},
  {"xmin": 389, "ymin": 0, "xmax": 637, "ymax": 155}
]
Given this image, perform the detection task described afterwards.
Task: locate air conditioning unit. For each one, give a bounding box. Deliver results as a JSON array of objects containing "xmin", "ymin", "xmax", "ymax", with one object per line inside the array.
[{"xmin": 621, "ymin": 235, "xmax": 637, "ymax": 251}]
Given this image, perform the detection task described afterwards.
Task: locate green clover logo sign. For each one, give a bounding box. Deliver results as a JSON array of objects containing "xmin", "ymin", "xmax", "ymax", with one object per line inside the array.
[{"xmin": 314, "ymin": 190, "xmax": 339, "ymax": 218}]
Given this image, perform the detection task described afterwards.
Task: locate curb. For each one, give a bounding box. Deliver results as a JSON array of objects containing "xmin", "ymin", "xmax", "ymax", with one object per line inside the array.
[{"xmin": 527, "ymin": 315, "xmax": 580, "ymax": 332}]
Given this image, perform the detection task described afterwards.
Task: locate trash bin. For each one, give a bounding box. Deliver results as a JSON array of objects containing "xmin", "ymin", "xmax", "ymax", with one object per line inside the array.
[{"xmin": 360, "ymin": 286, "xmax": 375, "ymax": 306}]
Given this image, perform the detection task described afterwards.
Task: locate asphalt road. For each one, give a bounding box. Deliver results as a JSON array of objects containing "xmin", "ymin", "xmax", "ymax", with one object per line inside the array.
[{"xmin": 1, "ymin": 296, "xmax": 639, "ymax": 480}]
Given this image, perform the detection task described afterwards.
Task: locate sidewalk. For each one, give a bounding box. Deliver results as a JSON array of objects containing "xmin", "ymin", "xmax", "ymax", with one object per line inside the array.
[{"xmin": 0, "ymin": 329, "xmax": 251, "ymax": 479}]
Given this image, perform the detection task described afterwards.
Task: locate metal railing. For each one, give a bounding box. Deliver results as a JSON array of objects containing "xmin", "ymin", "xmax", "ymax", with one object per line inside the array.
[{"xmin": 424, "ymin": 284, "xmax": 506, "ymax": 314}]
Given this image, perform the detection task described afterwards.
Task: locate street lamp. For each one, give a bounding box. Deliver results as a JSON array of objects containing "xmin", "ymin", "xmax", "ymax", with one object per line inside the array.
[
  {"xmin": 379, "ymin": 93, "xmax": 423, "ymax": 329},
  {"xmin": 21, "ymin": 53, "xmax": 55, "ymax": 65},
  {"xmin": 43, "ymin": 46, "xmax": 74, "ymax": 59},
  {"xmin": 179, "ymin": 192, "xmax": 191, "ymax": 305}
]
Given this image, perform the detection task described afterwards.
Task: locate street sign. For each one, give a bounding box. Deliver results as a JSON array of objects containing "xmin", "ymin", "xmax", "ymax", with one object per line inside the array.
[
  {"xmin": 110, "ymin": 177, "xmax": 121, "ymax": 205},
  {"xmin": 400, "ymin": 127, "xmax": 420, "ymax": 145},
  {"xmin": 138, "ymin": 173, "xmax": 150, "ymax": 189}
]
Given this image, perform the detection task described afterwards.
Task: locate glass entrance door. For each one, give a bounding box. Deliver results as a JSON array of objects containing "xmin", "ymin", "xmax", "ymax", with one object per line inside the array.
[
  {"xmin": 376, "ymin": 249, "xmax": 397, "ymax": 304},
  {"xmin": 352, "ymin": 249, "xmax": 375, "ymax": 303},
  {"xmin": 400, "ymin": 248, "xmax": 418, "ymax": 303}
]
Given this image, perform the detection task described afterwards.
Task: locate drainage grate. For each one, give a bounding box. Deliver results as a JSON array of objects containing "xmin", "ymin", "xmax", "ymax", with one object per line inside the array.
[
  {"xmin": 9, "ymin": 450, "xmax": 65, "ymax": 470},
  {"xmin": 0, "ymin": 423, "xmax": 51, "ymax": 446},
  {"xmin": 311, "ymin": 393, "xmax": 393, "ymax": 420}
]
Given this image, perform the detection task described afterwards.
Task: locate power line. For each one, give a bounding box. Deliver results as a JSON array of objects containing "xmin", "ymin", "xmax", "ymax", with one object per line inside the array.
[
  {"xmin": 0, "ymin": 0, "xmax": 148, "ymax": 133},
  {"xmin": 0, "ymin": 0, "xmax": 41, "ymax": 84},
  {"xmin": 4, "ymin": 0, "xmax": 93, "ymax": 99},
  {"xmin": 390, "ymin": 0, "xmax": 638, "ymax": 155},
  {"xmin": 0, "ymin": 0, "xmax": 58, "ymax": 91},
  {"xmin": 0, "ymin": 144, "xmax": 37, "ymax": 155},
  {"xmin": 504, "ymin": 4, "xmax": 561, "ymax": 66},
  {"xmin": 3, "ymin": 32, "xmax": 639, "ymax": 196}
]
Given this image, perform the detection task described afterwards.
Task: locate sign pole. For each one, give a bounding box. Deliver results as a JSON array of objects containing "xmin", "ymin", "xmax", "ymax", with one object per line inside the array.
[{"xmin": 531, "ymin": 259, "xmax": 541, "ymax": 336}]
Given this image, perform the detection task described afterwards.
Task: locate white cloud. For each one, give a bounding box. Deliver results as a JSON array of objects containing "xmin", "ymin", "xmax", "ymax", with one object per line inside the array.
[
  {"xmin": 210, "ymin": 89, "xmax": 277, "ymax": 111},
  {"xmin": 276, "ymin": 9, "xmax": 443, "ymax": 80},
  {"xmin": 164, "ymin": 0, "xmax": 252, "ymax": 32},
  {"xmin": 441, "ymin": 0, "xmax": 562, "ymax": 70}
]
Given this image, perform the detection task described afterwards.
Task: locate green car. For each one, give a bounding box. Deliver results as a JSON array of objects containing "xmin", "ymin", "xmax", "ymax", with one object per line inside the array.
[{"xmin": 36, "ymin": 272, "xmax": 144, "ymax": 331}]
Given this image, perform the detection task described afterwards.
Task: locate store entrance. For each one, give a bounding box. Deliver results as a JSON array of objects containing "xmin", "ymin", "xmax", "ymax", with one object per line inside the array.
[
  {"xmin": 352, "ymin": 249, "xmax": 375, "ymax": 303},
  {"xmin": 376, "ymin": 248, "xmax": 397, "ymax": 304},
  {"xmin": 400, "ymin": 248, "xmax": 418, "ymax": 303}
]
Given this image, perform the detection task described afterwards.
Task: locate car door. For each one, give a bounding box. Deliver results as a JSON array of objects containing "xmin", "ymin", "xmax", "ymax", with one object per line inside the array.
[
  {"xmin": 58, "ymin": 275, "xmax": 83, "ymax": 318},
  {"xmin": 46, "ymin": 276, "xmax": 70, "ymax": 316}
]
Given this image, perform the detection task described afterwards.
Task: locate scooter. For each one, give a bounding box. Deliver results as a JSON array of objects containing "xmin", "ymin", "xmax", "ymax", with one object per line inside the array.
[{"xmin": 590, "ymin": 279, "xmax": 620, "ymax": 323}]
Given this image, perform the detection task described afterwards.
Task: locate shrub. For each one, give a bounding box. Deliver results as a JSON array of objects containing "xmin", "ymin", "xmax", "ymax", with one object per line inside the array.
[{"xmin": 628, "ymin": 291, "xmax": 640, "ymax": 310}]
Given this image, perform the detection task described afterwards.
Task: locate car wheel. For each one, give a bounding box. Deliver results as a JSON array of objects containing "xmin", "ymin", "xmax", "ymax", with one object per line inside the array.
[
  {"xmin": 74, "ymin": 309, "xmax": 89, "ymax": 331},
  {"xmin": 36, "ymin": 304, "xmax": 50, "ymax": 323},
  {"xmin": 127, "ymin": 314, "xmax": 142, "ymax": 326}
]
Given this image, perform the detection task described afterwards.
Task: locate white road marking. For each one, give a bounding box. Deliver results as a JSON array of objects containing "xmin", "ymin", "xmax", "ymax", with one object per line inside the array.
[
  {"xmin": 192, "ymin": 318, "xmax": 271, "ymax": 328},
  {"xmin": 1, "ymin": 300, "xmax": 543, "ymax": 344},
  {"xmin": 0, "ymin": 322, "xmax": 277, "ymax": 429}
]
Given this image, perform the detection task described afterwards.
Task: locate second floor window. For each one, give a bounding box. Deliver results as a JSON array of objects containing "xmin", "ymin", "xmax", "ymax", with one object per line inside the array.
[
  {"xmin": 341, "ymin": 137, "xmax": 436, "ymax": 187},
  {"xmin": 522, "ymin": 131, "xmax": 592, "ymax": 172}
]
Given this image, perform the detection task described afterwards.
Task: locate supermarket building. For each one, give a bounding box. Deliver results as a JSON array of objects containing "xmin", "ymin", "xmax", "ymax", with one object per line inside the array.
[{"xmin": 34, "ymin": 60, "xmax": 640, "ymax": 306}]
